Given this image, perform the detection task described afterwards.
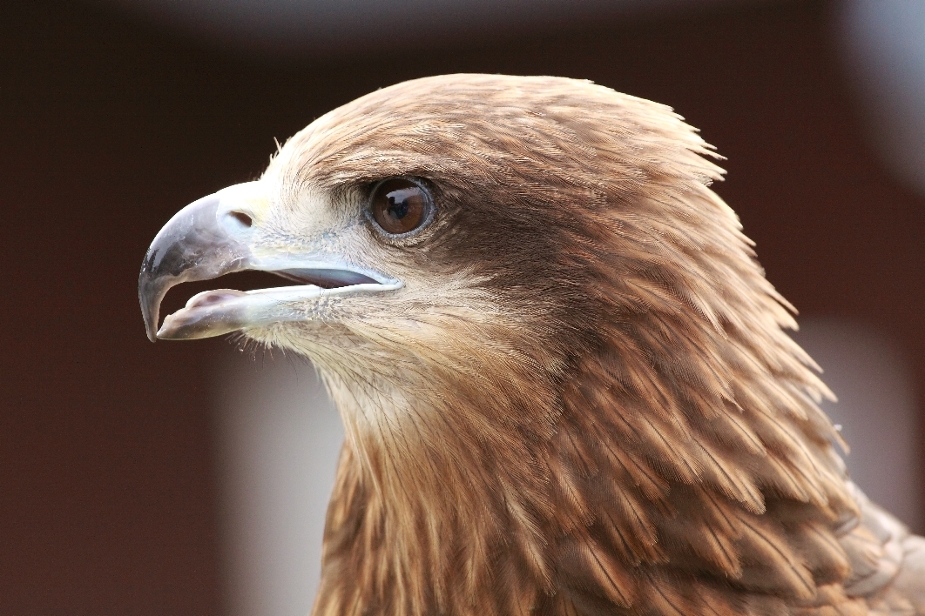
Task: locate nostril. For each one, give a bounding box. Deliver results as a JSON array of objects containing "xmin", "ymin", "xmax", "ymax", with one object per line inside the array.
[{"xmin": 229, "ymin": 211, "xmax": 253, "ymax": 228}]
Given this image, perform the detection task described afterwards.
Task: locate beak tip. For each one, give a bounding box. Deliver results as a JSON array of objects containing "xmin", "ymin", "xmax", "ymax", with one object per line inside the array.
[
  {"xmin": 139, "ymin": 264, "xmax": 170, "ymax": 344},
  {"xmin": 140, "ymin": 294, "xmax": 160, "ymax": 342},
  {"xmin": 139, "ymin": 287, "xmax": 161, "ymax": 344}
]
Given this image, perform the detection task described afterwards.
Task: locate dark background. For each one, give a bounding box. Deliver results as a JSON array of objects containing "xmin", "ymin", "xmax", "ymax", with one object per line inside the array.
[{"xmin": 2, "ymin": 0, "xmax": 923, "ymax": 613}]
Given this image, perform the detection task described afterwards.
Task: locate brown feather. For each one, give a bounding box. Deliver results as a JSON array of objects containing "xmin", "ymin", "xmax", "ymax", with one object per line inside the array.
[{"xmin": 231, "ymin": 74, "xmax": 925, "ymax": 615}]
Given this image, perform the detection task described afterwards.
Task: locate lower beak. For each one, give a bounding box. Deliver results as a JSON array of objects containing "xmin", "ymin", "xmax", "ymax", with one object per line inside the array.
[{"xmin": 138, "ymin": 182, "xmax": 400, "ymax": 342}]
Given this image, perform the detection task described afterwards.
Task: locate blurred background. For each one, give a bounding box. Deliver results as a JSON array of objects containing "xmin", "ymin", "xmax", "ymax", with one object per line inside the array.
[{"xmin": 2, "ymin": 0, "xmax": 924, "ymax": 614}]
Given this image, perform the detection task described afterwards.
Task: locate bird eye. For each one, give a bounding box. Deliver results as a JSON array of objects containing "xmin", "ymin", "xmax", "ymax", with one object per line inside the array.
[{"xmin": 369, "ymin": 179, "xmax": 433, "ymax": 236}]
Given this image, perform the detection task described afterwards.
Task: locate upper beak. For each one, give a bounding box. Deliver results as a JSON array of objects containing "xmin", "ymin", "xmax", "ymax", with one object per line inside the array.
[{"xmin": 138, "ymin": 182, "xmax": 400, "ymax": 342}]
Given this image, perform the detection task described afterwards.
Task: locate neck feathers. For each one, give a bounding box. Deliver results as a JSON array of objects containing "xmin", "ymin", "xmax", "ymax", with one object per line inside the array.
[{"xmin": 313, "ymin": 285, "xmax": 857, "ymax": 616}]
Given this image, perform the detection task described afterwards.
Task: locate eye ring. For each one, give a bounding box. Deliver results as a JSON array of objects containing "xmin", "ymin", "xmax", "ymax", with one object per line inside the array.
[{"xmin": 367, "ymin": 178, "xmax": 435, "ymax": 238}]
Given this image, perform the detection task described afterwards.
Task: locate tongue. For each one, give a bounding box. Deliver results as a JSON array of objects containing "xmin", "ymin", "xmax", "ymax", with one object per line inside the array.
[{"xmin": 185, "ymin": 289, "xmax": 249, "ymax": 309}]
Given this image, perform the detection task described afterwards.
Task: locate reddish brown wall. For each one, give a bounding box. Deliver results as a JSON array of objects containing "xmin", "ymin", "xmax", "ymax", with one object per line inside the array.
[{"xmin": 2, "ymin": 0, "xmax": 923, "ymax": 613}]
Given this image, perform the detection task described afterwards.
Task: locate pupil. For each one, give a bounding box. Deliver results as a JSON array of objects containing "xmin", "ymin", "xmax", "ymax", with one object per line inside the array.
[{"xmin": 388, "ymin": 195, "xmax": 409, "ymax": 219}]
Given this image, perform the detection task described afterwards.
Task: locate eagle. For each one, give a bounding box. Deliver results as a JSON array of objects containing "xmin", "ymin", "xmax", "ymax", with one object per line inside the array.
[{"xmin": 139, "ymin": 74, "xmax": 924, "ymax": 616}]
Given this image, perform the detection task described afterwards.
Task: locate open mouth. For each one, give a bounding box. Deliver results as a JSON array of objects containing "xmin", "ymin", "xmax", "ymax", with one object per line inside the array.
[
  {"xmin": 148, "ymin": 266, "xmax": 401, "ymax": 341},
  {"xmin": 167, "ymin": 268, "xmax": 379, "ymax": 313},
  {"xmin": 168, "ymin": 267, "xmax": 384, "ymax": 316}
]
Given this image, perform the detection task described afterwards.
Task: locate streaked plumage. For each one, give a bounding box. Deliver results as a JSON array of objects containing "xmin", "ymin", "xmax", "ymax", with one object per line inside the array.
[{"xmin": 139, "ymin": 74, "xmax": 924, "ymax": 615}]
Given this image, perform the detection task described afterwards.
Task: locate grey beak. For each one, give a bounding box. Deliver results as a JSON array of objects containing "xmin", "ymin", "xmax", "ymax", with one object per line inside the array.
[
  {"xmin": 138, "ymin": 189, "xmax": 254, "ymax": 341},
  {"xmin": 139, "ymin": 182, "xmax": 402, "ymax": 342}
]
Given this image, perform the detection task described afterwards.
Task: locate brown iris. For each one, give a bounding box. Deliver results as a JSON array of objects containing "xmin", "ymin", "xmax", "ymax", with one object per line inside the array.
[{"xmin": 369, "ymin": 179, "xmax": 432, "ymax": 235}]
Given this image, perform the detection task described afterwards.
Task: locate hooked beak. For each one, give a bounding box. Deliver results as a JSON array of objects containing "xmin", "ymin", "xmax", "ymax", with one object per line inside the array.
[{"xmin": 138, "ymin": 182, "xmax": 401, "ymax": 342}]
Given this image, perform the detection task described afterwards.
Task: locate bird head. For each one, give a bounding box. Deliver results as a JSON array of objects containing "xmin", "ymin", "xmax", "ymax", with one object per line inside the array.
[
  {"xmin": 139, "ymin": 75, "xmax": 855, "ymax": 616},
  {"xmin": 139, "ymin": 74, "xmax": 748, "ymax": 422}
]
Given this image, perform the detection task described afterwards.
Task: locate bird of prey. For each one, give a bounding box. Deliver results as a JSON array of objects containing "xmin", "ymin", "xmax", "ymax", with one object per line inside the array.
[{"xmin": 139, "ymin": 74, "xmax": 924, "ymax": 616}]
